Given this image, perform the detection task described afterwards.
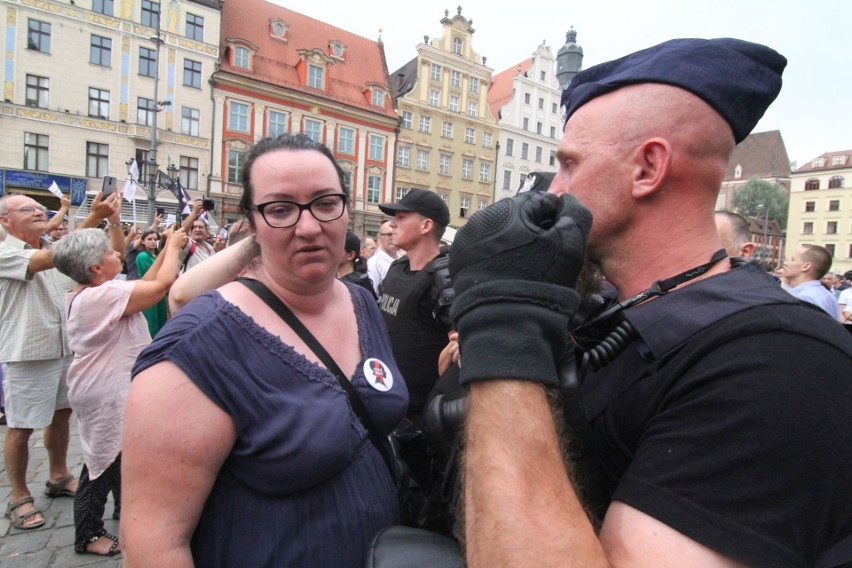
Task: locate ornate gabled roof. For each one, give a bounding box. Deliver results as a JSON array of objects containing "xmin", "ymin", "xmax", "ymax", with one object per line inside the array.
[
  {"xmin": 218, "ymin": 0, "xmax": 395, "ymax": 118},
  {"xmin": 487, "ymin": 58, "xmax": 532, "ymax": 120},
  {"xmin": 794, "ymin": 150, "xmax": 852, "ymax": 173},
  {"xmin": 724, "ymin": 130, "xmax": 790, "ymax": 181}
]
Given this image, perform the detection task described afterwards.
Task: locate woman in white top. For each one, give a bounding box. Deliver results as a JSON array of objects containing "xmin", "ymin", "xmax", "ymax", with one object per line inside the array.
[{"xmin": 51, "ymin": 227, "xmax": 186, "ymax": 557}]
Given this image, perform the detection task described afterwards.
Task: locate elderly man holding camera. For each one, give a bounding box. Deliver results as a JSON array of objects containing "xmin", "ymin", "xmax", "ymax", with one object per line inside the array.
[{"xmin": 0, "ymin": 191, "xmax": 122, "ymax": 530}]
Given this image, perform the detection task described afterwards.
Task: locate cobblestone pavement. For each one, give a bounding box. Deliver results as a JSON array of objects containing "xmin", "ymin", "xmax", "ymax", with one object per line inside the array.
[{"xmin": 0, "ymin": 416, "xmax": 122, "ymax": 567}]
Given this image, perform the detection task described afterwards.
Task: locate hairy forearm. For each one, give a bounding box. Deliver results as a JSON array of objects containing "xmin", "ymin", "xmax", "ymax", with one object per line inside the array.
[{"xmin": 464, "ymin": 380, "xmax": 607, "ymax": 567}]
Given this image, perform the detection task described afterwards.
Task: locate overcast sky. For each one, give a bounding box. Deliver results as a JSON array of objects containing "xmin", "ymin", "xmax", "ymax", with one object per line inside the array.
[{"xmin": 269, "ymin": 0, "xmax": 851, "ymax": 168}]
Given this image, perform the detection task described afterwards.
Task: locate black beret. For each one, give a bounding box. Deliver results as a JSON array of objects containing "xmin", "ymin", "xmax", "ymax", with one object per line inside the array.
[{"xmin": 560, "ymin": 38, "xmax": 787, "ymax": 143}]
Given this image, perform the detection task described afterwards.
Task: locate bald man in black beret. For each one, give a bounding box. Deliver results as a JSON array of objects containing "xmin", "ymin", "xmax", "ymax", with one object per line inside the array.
[{"xmin": 449, "ymin": 38, "xmax": 852, "ymax": 566}]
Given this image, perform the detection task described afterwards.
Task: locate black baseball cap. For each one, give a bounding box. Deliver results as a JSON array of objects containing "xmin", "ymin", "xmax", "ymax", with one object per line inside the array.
[{"xmin": 379, "ymin": 189, "xmax": 450, "ymax": 226}]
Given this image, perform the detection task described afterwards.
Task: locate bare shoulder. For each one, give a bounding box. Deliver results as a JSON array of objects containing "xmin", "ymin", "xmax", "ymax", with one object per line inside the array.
[{"xmin": 600, "ymin": 502, "xmax": 747, "ymax": 567}]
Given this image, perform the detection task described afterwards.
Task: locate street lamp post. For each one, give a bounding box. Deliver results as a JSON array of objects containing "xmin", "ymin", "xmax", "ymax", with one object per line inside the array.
[
  {"xmin": 146, "ymin": 7, "xmax": 171, "ymax": 224},
  {"xmin": 762, "ymin": 205, "xmax": 770, "ymax": 265}
]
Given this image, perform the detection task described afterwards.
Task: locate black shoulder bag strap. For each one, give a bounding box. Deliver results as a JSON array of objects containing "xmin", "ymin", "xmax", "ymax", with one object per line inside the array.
[{"xmin": 236, "ymin": 277, "xmax": 396, "ymax": 479}]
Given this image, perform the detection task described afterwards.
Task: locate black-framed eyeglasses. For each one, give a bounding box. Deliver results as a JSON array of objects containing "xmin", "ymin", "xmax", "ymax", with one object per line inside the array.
[
  {"xmin": 6, "ymin": 205, "xmax": 48, "ymax": 215},
  {"xmin": 249, "ymin": 193, "xmax": 348, "ymax": 228}
]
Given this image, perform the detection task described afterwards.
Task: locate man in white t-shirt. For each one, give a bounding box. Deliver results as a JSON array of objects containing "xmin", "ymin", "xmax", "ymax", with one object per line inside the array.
[{"xmin": 366, "ymin": 221, "xmax": 401, "ymax": 295}]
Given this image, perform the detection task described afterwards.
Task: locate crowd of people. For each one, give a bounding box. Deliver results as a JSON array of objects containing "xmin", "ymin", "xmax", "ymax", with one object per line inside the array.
[{"xmin": 1, "ymin": 35, "xmax": 851, "ymax": 568}]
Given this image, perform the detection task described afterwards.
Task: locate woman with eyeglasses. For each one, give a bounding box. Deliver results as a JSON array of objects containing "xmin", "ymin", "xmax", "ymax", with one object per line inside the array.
[
  {"xmin": 134, "ymin": 229, "xmax": 169, "ymax": 337},
  {"xmin": 120, "ymin": 134, "xmax": 408, "ymax": 567}
]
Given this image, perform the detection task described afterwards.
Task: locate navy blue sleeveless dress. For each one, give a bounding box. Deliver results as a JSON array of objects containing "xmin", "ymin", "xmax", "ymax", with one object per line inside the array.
[{"xmin": 132, "ymin": 283, "xmax": 409, "ymax": 567}]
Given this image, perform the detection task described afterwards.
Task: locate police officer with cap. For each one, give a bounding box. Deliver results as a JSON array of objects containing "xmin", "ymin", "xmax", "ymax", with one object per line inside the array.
[{"xmin": 449, "ymin": 38, "xmax": 852, "ymax": 566}]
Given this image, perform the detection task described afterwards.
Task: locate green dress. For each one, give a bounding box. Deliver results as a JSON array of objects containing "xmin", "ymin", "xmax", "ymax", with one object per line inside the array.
[{"xmin": 135, "ymin": 251, "xmax": 168, "ymax": 338}]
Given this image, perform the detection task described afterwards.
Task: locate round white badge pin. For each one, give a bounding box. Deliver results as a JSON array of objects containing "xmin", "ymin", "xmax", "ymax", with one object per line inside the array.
[{"xmin": 363, "ymin": 358, "xmax": 393, "ymax": 392}]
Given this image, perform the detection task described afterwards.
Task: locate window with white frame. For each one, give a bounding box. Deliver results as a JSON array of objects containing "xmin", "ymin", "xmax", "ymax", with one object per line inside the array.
[
  {"xmin": 470, "ymin": 76, "xmax": 479, "ymax": 93},
  {"xmin": 27, "ymin": 19, "xmax": 51, "ymax": 53},
  {"xmin": 338, "ymin": 127, "xmax": 355, "ymax": 155},
  {"xmin": 506, "ymin": 139, "xmax": 514, "ymax": 156},
  {"xmin": 462, "ymin": 158, "xmax": 473, "ymax": 179},
  {"xmin": 552, "ymin": 102, "xmax": 558, "ymax": 113},
  {"xmin": 227, "ymin": 148, "xmax": 246, "ymax": 183},
  {"xmin": 483, "ymin": 132, "xmax": 492, "ymax": 148},
  {"xmin": 233, "ymin": 46, "xmax": 251, "ymax": 69},
  {"xmin": 439, "ymin": 154, "xmax": 451, "ymax": 175},
  {"xmin": 419, "ymin": 116, "xmax": 431, "ymax": 133},
  {"xmin": 549, "ymin": 150, "xmax": 556, "ymax": 166},
  {"xmin": 93, "ymin": 0, "xmax": 113, "ymax": 15},
  {"xmin": 308, "ymin": 64, "xmax": 324, "ymax": 89},
  {"xmin": 468, "ymin": 101, "xmax": 477, "ymax": 117},
  {"xmin": 24, "ymin": 133, "xmax": 48, "ymax": 171},
  {"xmin": 479, "ymin": 162, "xmax": 491, "ymax": 182},
  {"xmin": 86, "ymin": 142, "xmax": 109, "ymax": 178},
  {"xmin": 141, "ymin": 0, "xmax": 159, "ymax": 28},
  {"xmin": 536, "ymin": 122, "xmax": 542, "ymax": 134},
  {"xmin": 137, "ymin": 97, "xmax": 155, "ymax": 126},
  {"xmin": 442, "ymin": 121, "xmax": 453, "ymax": 138},
  {"xmin": 449, "ymin": 95, "xmax": 459, "ymax": 112},
  {"xmin": 268, "ymin": 110, "xmax": 287, "ymax": 136},
  {"xmin": 550, "ymin": 126, "xmax": 556, "ymax": 138},
  {"xmin": 521, "ymin": 143, "xmax": 529, "ymax": 160},
  {"xmin": 451, "ymin": 70, "xmax": 461, "ymax": 87},
  {"xmin": 524, "ymin": 93, "xmax": 531, "ymax": 105},
  {"xmin": 416, "ymin": 149, "xmax": 429, "ymax": 170},
  {"xmin": 397, "ymin": 146, "xmax": 410, "ymax": 167},
  {"xmin": 341, "ymin": 171, "xmax": 352, "ymax": 193},
  {"xmin": 523, "ymin": 117, "xmax": 529, "ymax": 130},
  {"xmin": 829, "ymin": 176, "xmax": 844, "ymax": 189},
  {"xmin": 367, "ymin": 174, "xmax": 382, "ymax": 204},
  {"xmin": 303, "ymin": 118, "xmax": 322, "ymax": 142},
  {"xmin": 535, "ymin": 146, "xmax": 542, "ymax": 163},
  {"xmin": 829, "ymin": 199, "xmax": 840, "ymax": 211},
  {"xmin": 401, "ymin": 111, "xmax": 412, "ymax": 129},
  {"xmin": 179, "ymin": 156, "xmax": 199, "ymax": 190},
  {"xmin": 396, "ymin": 187, "xmax": 409, "ymax": 201},
  {"xmin": 429, "ymin": 89, "xmax": 440, "ymax": 107},
  {"xmin": 460, "ymin": 196, "xmax": 470, "ymax": 218},
  {"xmin": 186, "ymin": 13, "xmax": 204, "ymax": 41},
  {"xmin": 538, "ymin": 98, "xmax": 544, "ymax": 110},
  {"xmin": 802, "ymin": 222, "xmax": 813, "ymax": 235},
  {"xmin": 228, "ymin": 101, "xmax": 250, "ymax": 132},
  {"xmin": 139, "ymin": 47, "xmax": 157, "ymax": 77},
  {"xmin": 184, "ymin": 59, "xmax": 201, "ymax": 88},
  {"xmin": 182, "ymin": 107, "xmax": 200, "ymax": 136},
  {"xmin": 368, "ymin": 134, "xmax": 384, "ymax": 161},
  {"xmin": 439, "ymin": 193, "xmax": 448, "ymax": 204},
  {"xmin": 827, "ymin": 221, "xmax": 838, "ymax": 234},
  {"xmin": 371, "ymin": 89, "xmax": 384, "ymax": 107},
  {"xmin": 88, "ymin": 87, "xmax": 110, "ymax": 118},
  {"xmin": 502, "ymin": 169, "xmax": 512, "ymax": 189},
  {"xmin": 431, "ymin": 64, "xmax": 441, "ymax": 81},
  {"xmin": 25, "ymin": 75, "xmax": 49, "ymax": 108},
  {"xmin": 479, "ymin": 199, "xmax": 487, "ymax": 211},
  {"xmin": 90, "ymin": 35, "xmax": 112, "ymax": 67},
  {"xmin": 464, "ymin": 127, "xmax": 475, "ymax": 144},
  {"xmin": 452, "ymin": 37, "xmax": 462, "ymax": 55}
]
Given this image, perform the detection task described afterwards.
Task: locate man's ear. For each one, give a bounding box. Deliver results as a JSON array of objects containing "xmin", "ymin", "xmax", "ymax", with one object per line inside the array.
[
  {"xmin": 421, "ymin": 217, "xmax": 434, "ymax": 236},
  {"xmin": 739, "ymin": 242, "xmax": 756, "ymax": 260},
  {"xmin": 631, "ymin": 138, "xmax": 672, "ymax": 199}
]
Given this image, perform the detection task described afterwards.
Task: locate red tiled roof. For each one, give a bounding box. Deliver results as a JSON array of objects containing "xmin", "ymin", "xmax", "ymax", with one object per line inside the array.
[
  {"xmin": 487, "ymin": 58, "xmax": 532, "ymax": 120},
  {"xmin": 724, "ymin": 130, "xmax": 790, "ymax": 181},
  {"xmin": 219, "ymin": 0, "xmax": 396, "ymax": 119},
  {"xmin": 794, "ymin": 150, "xmax": 852, "ymax": 173}
]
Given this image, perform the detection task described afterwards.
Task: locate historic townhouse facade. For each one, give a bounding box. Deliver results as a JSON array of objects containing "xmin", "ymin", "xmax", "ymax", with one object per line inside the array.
[
  {"xmin": 391, "ymin": 8, "xmax": 497, "ymax": 227},
  {"xmin": 787, "ymin": 150, "xmax": 852, "ymax": 274},
  {"xmin": 211, "ymin": 0, "xmax": 399, "ymax": 235},
  {"xmin": 488, "ymin": 38, "xmax": 579, "ymax": 202},
  {"xmin": 0, "ymin": 0, "xmax": 221, "ymax": 221}
]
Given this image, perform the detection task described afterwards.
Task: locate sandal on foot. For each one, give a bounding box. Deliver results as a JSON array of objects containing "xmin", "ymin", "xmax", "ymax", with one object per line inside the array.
[
  {"xmin": 5, "ymin": 496, "xmax": 46, "ymax": 530},
  {"xmin": 44, "ymin": 473, "xmax": 76, "ymax": 498},
  {"xmin": 75, "ymin": 532, "xmax": 120, "ymax": 557}
]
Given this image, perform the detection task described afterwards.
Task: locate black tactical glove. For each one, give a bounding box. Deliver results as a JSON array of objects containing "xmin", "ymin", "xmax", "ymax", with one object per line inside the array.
[{"xmin": 448, "ymin": 191, "xmax": 592, "ymax": 387}]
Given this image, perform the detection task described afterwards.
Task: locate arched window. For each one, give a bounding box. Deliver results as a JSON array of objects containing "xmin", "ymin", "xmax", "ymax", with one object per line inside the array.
[
  {"xmin": 828, "ymin": 176, "xmax": 844, "ymax": 189},
  {"xmin": 804, "ymin": 178, "xmax": 820, "ymax": 191}
]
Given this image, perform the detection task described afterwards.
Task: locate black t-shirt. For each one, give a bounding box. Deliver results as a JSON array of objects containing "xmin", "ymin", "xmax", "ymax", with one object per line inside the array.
[
  {"xmin": 577, "ymin": 263, "xmax": 852, "ymax": 567},
  {"xmin": 378, "ymin": 255, "xmax": 451, "ymax": 417}
]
